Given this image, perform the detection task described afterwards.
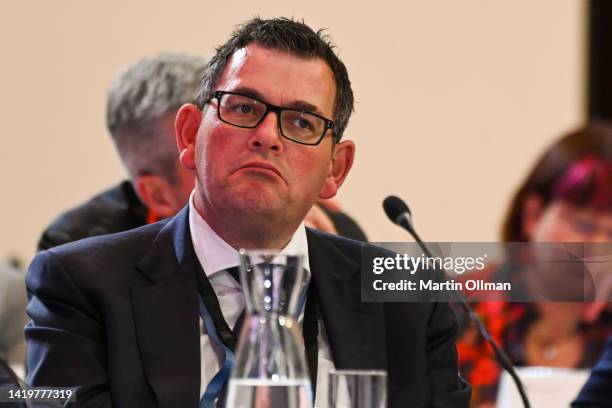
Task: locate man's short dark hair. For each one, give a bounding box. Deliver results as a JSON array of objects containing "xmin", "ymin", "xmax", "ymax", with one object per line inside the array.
[
  {"xmin": 107, "ymin": 53, "xmax": 207, "ymax": 183},
  {"xmin": 196, "ymin": 17, "xmax": 354, "ymax": 140}
]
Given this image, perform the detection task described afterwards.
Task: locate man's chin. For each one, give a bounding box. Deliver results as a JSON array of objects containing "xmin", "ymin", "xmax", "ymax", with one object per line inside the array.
[{"xmin": 229, "ymin": 189, "xmax": 286, "ymax": 217}]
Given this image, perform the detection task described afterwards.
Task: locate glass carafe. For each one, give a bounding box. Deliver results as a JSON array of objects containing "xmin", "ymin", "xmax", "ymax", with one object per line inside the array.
[{"xmin": 225, "ymin": 250, "xmax": 313, "ymax": 408}]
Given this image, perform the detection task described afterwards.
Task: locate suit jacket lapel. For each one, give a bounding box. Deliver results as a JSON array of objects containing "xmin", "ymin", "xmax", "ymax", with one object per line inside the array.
[
  {"xmin": 131, "ymin": 207, "xmax": 201, "ymax": 407},
  {"xmin": 306, "ymin": 229, "xmax": 387, "ymax": 371}
]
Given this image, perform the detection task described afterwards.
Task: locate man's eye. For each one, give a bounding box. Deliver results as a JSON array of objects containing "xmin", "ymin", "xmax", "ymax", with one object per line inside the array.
[
  {"xmin": 232, "ymin": 104, "xmax": 254, "ymax": 114},
  {"xmin": 295, "ymin": 118, "xmax": 314, "ymax": 130}
]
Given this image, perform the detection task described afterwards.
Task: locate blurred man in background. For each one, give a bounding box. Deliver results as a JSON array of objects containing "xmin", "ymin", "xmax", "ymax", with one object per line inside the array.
[{"xmin": 38, "ymin": 54, "xmax": 205, "ymax": 251}]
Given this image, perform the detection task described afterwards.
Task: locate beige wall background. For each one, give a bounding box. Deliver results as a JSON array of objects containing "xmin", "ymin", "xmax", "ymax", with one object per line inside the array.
[{"xmin": 0, "ymin": 0, "xmax": 585, "ymax": 266}]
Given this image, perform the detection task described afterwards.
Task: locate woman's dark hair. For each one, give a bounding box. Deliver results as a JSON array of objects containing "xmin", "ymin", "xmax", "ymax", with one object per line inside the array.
[{"xmin": 502, "ymin": 122, "xmax": 612, "ymax": 241}]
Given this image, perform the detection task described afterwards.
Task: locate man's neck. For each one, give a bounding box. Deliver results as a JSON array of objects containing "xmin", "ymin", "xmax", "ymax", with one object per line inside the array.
[{"xmin": 193, "ymin": 195, "xmax": 297, "ymax": 250}]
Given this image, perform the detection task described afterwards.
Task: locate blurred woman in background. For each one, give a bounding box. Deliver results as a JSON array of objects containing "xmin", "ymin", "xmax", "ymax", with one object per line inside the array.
[{"xmin": 458, "ymin": 123, "xmax": 612, "ymax": 407}]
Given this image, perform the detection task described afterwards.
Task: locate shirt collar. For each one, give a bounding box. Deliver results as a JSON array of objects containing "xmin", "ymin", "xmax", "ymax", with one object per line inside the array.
[{"xmin": 188, "ymin": 191, "xmax": 310, "ymax": 277}]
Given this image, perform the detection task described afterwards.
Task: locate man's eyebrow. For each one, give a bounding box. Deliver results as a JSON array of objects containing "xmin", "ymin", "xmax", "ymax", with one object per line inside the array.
[
  {"xmin": 231, "ymin": 86, "xmax": 323, "ymax": 115},
  {"xmin": 231, "ymin": 86, "xmax": 266, "ymax": 101},
  {"xmin": 286, "ymin": 100, "xmax": 320, "ymax": 114}
]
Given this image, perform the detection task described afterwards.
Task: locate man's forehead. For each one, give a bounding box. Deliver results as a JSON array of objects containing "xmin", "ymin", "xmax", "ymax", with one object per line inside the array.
[
  {"xmin": 221, "ymin": 44, "xmax": 329, "ymax": 83},
  {"xmin": 223, "ymin": 46, "xmax": 249, "ymax": 76}
]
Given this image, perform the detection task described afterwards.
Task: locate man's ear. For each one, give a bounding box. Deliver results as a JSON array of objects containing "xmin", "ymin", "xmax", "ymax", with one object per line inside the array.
[
  {"xmin": 134, "ymin": 175, "xmax": 182, "ymax": 219},
  {"xmin": 176, "ymin": 103, "xmax": 202, "ymax": 171},
  {"xmin": 521, "ymin": 194, "xmax": 543, "ymax": 240},
  {"xmin": 319, "ymin": 140, "xmax": 355, "ymax": 199}
]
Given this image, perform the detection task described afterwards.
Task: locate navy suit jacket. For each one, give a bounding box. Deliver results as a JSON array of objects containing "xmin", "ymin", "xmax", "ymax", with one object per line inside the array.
[
  {"xmin": 26, "ymin": 206, "xmax": 470, "ymax": 407},
  {"xmin": 573, "ymin": 336, "xmax": 612, "ymax": 407}
]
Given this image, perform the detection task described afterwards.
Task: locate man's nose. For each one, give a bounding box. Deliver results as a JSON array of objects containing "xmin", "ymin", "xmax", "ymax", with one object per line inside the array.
[{"xmin": 247, "ymin": 110, "xmax": 283, "ymax": 152}]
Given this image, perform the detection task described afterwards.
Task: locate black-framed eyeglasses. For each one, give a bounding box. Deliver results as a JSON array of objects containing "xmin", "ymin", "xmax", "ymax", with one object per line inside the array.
[{"xmin": 207, "ymin": 91, "xmax": 338, "ymax": 146}]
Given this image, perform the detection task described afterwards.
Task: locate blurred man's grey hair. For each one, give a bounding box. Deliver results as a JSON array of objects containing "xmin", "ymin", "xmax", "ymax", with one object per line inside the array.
[{"xmin": 107, "ymin": 53, "xmax": 207, "ymax": 183}]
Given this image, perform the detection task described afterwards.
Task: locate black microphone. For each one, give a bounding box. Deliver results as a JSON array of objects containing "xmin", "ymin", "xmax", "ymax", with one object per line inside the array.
[
  {"xmin": 382, "ymin": 195, "xmax": 531, "ymax": 408},
  {"xmin": 383, "ymin": 195, "xmax": 422, "ymax": 249}
]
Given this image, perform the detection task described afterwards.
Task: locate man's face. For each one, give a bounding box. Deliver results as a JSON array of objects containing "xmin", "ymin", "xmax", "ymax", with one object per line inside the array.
[{"xmin": 190, "ymin": 44, "xmax": 345, "ymax": 226}]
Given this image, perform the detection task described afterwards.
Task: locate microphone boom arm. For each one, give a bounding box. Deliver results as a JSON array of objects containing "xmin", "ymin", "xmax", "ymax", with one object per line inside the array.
[{"xmin": 383, "ymin": 195, "xmax": 531, "ymax": 408}]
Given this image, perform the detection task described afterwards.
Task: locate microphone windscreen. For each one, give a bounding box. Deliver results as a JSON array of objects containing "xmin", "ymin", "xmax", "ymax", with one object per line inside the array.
[{"xmin": 383, "ymin": 195, "xmax": 411, "ymax": 224}]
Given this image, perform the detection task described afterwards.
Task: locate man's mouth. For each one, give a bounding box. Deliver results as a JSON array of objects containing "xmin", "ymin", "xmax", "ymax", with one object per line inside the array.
[{"xmin": 237, "ymin": 161, "xmax": 285, "ymax": 181}]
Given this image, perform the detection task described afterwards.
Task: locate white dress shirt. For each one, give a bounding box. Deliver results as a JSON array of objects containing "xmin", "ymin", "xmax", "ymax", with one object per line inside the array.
[{"xmin": 188, "ymin": 194, "xmax": 334, "ymax": 407}]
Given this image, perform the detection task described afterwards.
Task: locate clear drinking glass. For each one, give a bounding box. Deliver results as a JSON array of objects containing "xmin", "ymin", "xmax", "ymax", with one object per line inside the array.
[
  {"xmin": 225, "ymin": 250, "xmax": 313, "ymax": 408},
  {"xmin": 327, "ymin": 369, "xmax": 387, "ymax": 408}
]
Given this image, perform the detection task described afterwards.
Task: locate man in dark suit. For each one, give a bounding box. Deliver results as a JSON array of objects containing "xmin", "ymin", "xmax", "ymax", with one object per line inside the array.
[{"xmin": 26, "ymin": 17, "xmax": 470, "ymax": 407}]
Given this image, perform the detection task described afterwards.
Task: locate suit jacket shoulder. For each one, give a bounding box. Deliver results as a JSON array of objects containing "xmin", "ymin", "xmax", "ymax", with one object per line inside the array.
[
  {"xmin": 37, "ymin": 181, "xmax": 148, "ymax": 251},
  {"xmin": 26, "ymin": 211, "xmax": 199, "ymax": 407}
]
